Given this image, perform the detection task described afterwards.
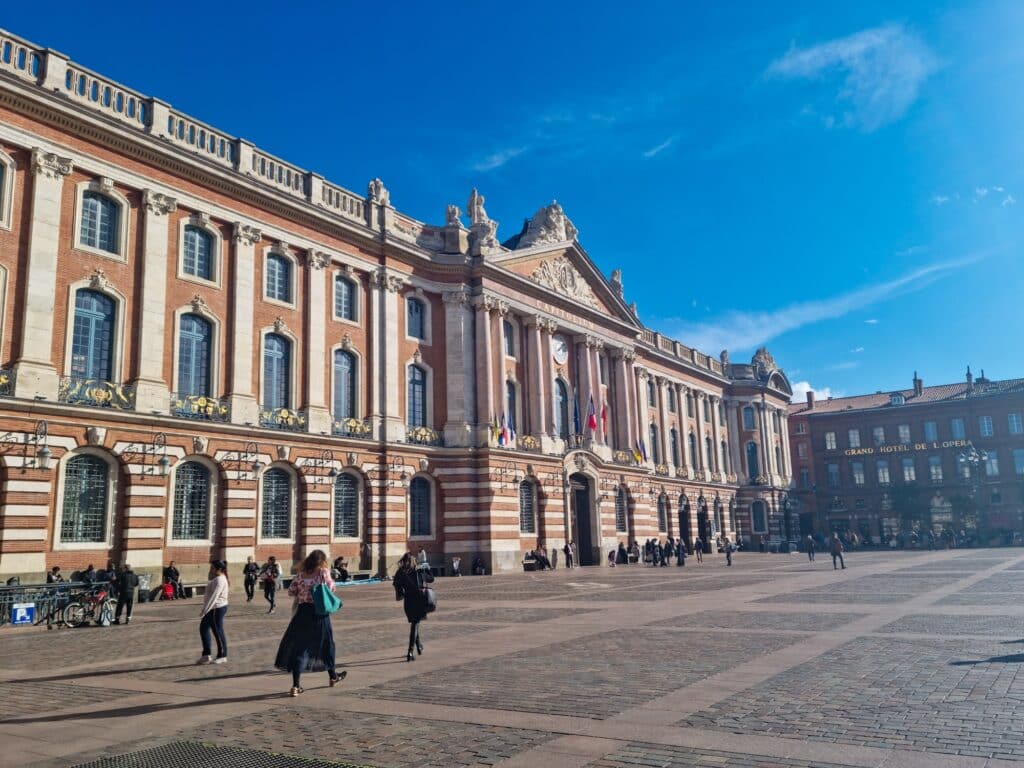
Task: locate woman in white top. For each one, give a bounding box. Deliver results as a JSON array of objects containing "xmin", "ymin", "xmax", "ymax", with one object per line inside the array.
[{"xmin": 197, "ymin": 560, "xmax": 229, "ymax": 664}]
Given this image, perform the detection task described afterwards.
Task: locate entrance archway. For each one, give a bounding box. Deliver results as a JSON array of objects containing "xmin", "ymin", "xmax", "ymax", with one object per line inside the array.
[
  {"xmin": 679, "ymin": 499, "xmax": 692, "ymax": 551},
  {"xmin": 569, "ymin": 472, "xmax": 597, "ymax": 566},
  {"xmin": 697, "ymin": 498, "xmax": 711, "ymax": 553}
]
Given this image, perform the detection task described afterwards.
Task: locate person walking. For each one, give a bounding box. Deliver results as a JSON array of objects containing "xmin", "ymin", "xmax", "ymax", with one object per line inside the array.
[
  {"xmin": 261, "ymin": 556, "xmax": 281, "ymax": 614},
  {"xmin": 806, "ymin": 534, "xmax": 816, "ymax": 562},
  {"xmin": 197, "ymin": 560, "xmax": 229, "ymax": 664},
  {"xmin": 693, "ymin": 537, "xmax": 704, "ymax": 563},
  {"xmin": 243, "ymin": 556, "xmax": 259, "ymax": 602},
  {"xmin": 563, "ymin": 541, "xmax": 575, "ymax": 569},
  {"xmin": 114, "ymin": 563, "xmax": 139, "ymax": 624},
  {"xmin": 659, "ymin": 539, "xmax": 670, "ymax": 567},
  {"xmin": 274, "ymin": 549, "xmax": 345, "ymax": 697},
  {"xmin": 393, "ymin": 552, "xmax": 435, "ymax": 662},
  {"xmin": 830, "ymin": 532, "xmax": 846, "ymax": 570},
  {"xmin": 676, "ymin": 538, "xmax": 686, "ymax": 566},
  {"xmin": 725, "ymin": 537, "xmax": 734, "ymax": 566}
]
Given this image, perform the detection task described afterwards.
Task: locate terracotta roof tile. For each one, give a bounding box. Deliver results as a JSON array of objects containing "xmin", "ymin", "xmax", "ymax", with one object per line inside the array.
[{"xmin": 788, "ymin": 377, "xmax": 1024, "ymax": 415}]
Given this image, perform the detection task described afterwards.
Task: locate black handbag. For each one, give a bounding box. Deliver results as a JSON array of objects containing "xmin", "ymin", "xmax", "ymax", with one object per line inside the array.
[{"xmin": 423, "ymin": 587, "xmax": 437, "ymax": 614}]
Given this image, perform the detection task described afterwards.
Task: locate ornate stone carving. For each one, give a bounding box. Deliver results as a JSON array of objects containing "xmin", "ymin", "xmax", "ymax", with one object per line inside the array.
[
  {"xmin": 97, "ymin": 177, "xmax": 115, "ymax": 194},
  {"xmin": 309, "ymin": 250, "xmax": 330, "ymax": 270},
  {"xmin": 143, "ymin": 190, "xmax": 177, "ymax": 216},
  {"xmin": 276, "ymin": 445, "xmax": 290, "ymax": 461},
  {"xmin": 610, "ymin": 268, "xmax": 624, "ymax": 297},
  {"xmin": 340, "ymin": 334, "xmax": 353, "ymax": 351},
  {"xmin": 31, "ymin": 149, "xmax": 72, "ymax": 179},
  {"xmin": 346, "ymin": 451, "xmax": 358, "ymax": 467},
  {"xmin": 367, "ymin": 178, "xmax": 390, "ymax": 205},
  {"xmin": 371, "ymin": 268, "xmax": 405, "ymax": 293},
  {"xmin": 192, "ymin": 436, "xmax": 208, "ymax": 455},
  {"xmin": 418, "ymin": 458, "xmax": 429, "ymax": 472},
  {"xmin": 233, "ymin": 222, "xmax": 262, "ymax": 246},
  {"xmin": 88, "ymin": 268, "xmax": 109, "ymax": 290},
  {"xmin": 275, "ymin": 240, "xmax": 292, "ymax": 255},
  {"xmin": 517, "ymin": 201, "xmax": 578, "ymax": 247},
  {"xmin": 445, "ymin": 204, "xmax": 462, "ymax": 227},
  {"xmin": 273, "ymin": 316, "xmax": 287, "ymax": 333},
  {"xmin": 495, "ymin": 300, "xmax": 510, "ymax": 317},
  {"xmin": 442, "ymin": 289, "xmax": 469, "ymax": 306},
  {"xmin": 412, "ymin": 349, "xmax": 423, "ymax": 364},
  {"xmin": 467, "ymin": 188, "xmax": 489, "ymax": 226},
  {"xmin": 720, "ymin": 349, "xmax": 730, "ymax": 366},
  {"xmin": 85, "ymin": 426, "xmax": 105, "ymax": 446},
  {"xmin": 190, "ymin": 294, "xmax": 209, "ymax": 314},
  {"xmin": 751, "ymin": 347, "xmax": 777, "ymax": 381},
  {"xmin": 530, "ymin": 256, "xmax": 598, "ymax": 308}
]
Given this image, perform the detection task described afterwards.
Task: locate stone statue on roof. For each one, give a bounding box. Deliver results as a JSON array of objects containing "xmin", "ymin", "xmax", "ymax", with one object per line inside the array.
[
  {"xmin": 445, "ymin": 204, "xmax": 462, "ymax": 228},
  {"xmin": 518, "ymin": 201, "xmax": 578, "ymax": 247},
  {"xmin": 467, "ymin": 188, "xmax": 489, "ymax": 226}
]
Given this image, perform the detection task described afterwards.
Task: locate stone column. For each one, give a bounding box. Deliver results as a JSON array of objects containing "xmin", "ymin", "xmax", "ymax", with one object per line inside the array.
[
  {"xmin": 305, "ymin": 251, "xmax": 331, "ymax": 433},
  {"xmin": 574, "ymin": 335, "xmax": 594, "ymax": 443},
  {"xmin": 779, "ymin": 411, "xmax": 792, "ymax": 482},
  {"xmin": 14, "ymin": 150, "xmax": 73, "ymax": 400},
  {"xmin": 380, "ymin": 270, "xmax": 405, "ymax": 442},
  {"xmin": 228, "ymin": 223, "xmax": 261, "ymax": 424},
  {"xmin": 132, "ymin": 190, "xmax": 177, "ymax": 412},
  {"xmin": 542, "ymin": 319, "xmax": 558, "ymax": 445},
  {"xmin": 636, "ymin": 367, "xmax": 650, "ymax": 465},
  {"xmin": 591, "ymin": 341, "xmax": 605, "ymax": 445},
  {"xmin": 727, "ymin": 401, "xmax": 743, "ymax": 478},
  {"xmin": 526, "ymin": 316, "xmax": 547, "ymax": 440},
  {"xmin": 694, "ymin": 391, "xmax": 706, "ymax": 475},
  {"xmin": 474, "ymin": 296, "xmax": 495, "ymax": 444},
  {"xmin": 710, "ymin": 395, "xmax": 722, "ymax": 477},
  {"xmin": 612, "ymin": 350, "xmax": 631, "ymax": 453},
  {"xmin": 442, "ymin": 288, "xmax": 475, "ymax": 447},
  {"xmin": 656, "ymin": 377, "xmax": 670, "ymax": 467},
  {"xmin": 756, "ymin": 401, "xmax": 771, "ymax": 480},
  {"xmin": 678, "ymin": 384, "xmax": 691, "ymax": 476},
  {"xmin": 368, "ymin": 270, "xmax": 384, "ymax": 431}
]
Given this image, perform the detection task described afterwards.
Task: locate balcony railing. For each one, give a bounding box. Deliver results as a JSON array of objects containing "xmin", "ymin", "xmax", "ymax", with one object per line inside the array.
[
  {"xmin": 332, "ymin": 417, "xmax": 373, "ymax": 439},
  {"xmin": 405, "ymin": 426, "xmax": 443, "ymax": 446},
  {"xmin": 655, "ymin": 463, "xmax": 670, "ymax": 476},
  {"xmin": 259, "ymin": 406, "xmax": 307, "ymax": 431},
  {"xmin": 0, "ymin": 367, "xmax": 13, "ymax": 397},
  {"xmin": 59, "ymin": 377, "xmax": 136, "ymax": 410},
  {"xmin": 170, "ymin": 393, "xmax": 230, "ymax": 422},
  {"xmin": 517, "ymin": 435, "xmax": 542, "ymax": 453},
  {"xmin": 612, "ymin": 450, "xmax": 638, "ymax": 466}
]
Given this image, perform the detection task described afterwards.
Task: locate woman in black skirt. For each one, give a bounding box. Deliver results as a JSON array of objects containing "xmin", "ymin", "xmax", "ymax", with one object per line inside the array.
[
  {"xmin": 394, "ymin": 552, "xmax": 434, "ymax": 661},
  {"xmin": 274, "ymin": 549, "xmax": 346, "ymax": 697}
]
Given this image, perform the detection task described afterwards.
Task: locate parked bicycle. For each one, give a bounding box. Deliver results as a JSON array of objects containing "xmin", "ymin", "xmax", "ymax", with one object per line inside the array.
[{"xmin": 62, "ymin": 586, "xmax": 116, "ymax": 628}]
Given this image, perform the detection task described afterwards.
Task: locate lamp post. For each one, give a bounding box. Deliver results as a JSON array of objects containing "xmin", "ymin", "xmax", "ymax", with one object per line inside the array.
[{"xmin": 957, "ymin": 443, "xmax": 988, "ymax": 544}]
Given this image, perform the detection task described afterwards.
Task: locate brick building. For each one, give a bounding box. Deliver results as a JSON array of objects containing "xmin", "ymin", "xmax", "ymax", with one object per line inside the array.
[
  {"xmin": 788, "ymin": 370, "xmax": 1024, "ymax": 544},
  {"xmin": 0, "ymin": 29, "xmax": 793, "ymax": 582}
]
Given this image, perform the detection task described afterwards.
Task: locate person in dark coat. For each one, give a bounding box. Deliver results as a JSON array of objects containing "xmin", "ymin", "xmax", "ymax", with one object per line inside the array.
[
  {"xmin": 114, "ymin": 564, "xmax": 139, "ymax": 624},
  {"xmin": 676, "ymin": 539, "xmax": 686, "ymax": 566},
  {"xmin": 616, "ymin": 542, "xmax": 628, "ymax": 565},
  {"xmin": 163, "ymin": 560, "xmax": 185, "ymax": 599},
  {"xmin": 80, "ymin": 564, "xmax": 96, "ymax": 584},
  {"xmin": 659, "ymin": 539, "xmax": 670, "ymax": 567},
  {"xmin": 394, "ymin": 552, "xmax": 434, "ymax": 661},
  {"xmin": 830, "ymin": 533, "xmax": 846, "ymax": 570},
  {"xmin": 243, "ymin": 556, "xmax": 259, "ymax": 602},
  {"xmin": 693, "ymin": 537, "xmax": 704, "ymax": 563}
]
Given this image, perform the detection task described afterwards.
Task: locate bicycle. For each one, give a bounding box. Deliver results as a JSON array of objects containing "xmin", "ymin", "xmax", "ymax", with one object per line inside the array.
[{"xmin": 63, "ymin": 586, "xmax": 116, "ymax": 628}]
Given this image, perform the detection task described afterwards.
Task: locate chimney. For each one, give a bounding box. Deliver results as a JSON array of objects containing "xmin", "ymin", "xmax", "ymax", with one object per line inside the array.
[
  {"xmin": 966, "ymin": 365, "xmax": 974, "ymax": 392},
  {"xmin": 912, "ymin": 371, "xmax": 923, "ymax": 397},
  {"xmin": 806, "ymin": 390, "xmax": 815, "ymax": 409}
]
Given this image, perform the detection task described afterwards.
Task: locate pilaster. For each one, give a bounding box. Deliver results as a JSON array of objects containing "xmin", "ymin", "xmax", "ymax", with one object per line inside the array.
[
  {"xmin": 305, "ymin": 251, "xmax": 331, "ymax": 434},
  {"xmin": 474, "ymin": 296, "xmax": 495, "ymax": 444},
  {"xmin": 227, "ymin": 223, "xmax": 261, "ymax": 424},
  {"xmin": 442, "ymin": 288, "xmax": 475, "ymax": 446},
  {"xmin": 526, "ymin": 316, "xmax": 548, "ymax": 442},
  {"xmin": 375, "ymin": 268, "xmax": 406, "ymax": 442}
]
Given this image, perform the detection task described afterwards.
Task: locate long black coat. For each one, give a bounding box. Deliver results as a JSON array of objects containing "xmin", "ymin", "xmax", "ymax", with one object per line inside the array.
[{"xmin": 394, "ymin": 567, "xmax": 434, "ymax": 623}]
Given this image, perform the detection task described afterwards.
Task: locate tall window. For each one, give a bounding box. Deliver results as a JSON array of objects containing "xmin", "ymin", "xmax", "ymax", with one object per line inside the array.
[
  {"xmin": 262, "ymin": 334, "xmax": 291, "ymax": 409},
  {"xmin": 407, "ymin": 365, "xmax": 427, "ymax": 427},
  {"xmin": 751, "ymin": 501, "xmax": 767, "ymax": 533},
  {"xmin": 877, "ymin": 460, "xmax": 891, "ymax": 485},
  {"xmin": 657, "ymin": 496, "xmax": 668, "ymax": 531},
  {"xmin": 334, "ymin": 276, "xmax": 356, "ymax": 321},
  {"xmin": 705, "ymin": 398, "xmax": 713, "ymax": 423},
  {"xmin": 554, "ymin": 379, "xmax": 570, "ymax": 440},
  {"xmin": 852, "ymin": 461, "xmax": 865, "ymax": 486},
  {"xmin": 647, "ymin": 380, "xmax": 656, "ymax": 407},
  {"xmin": 649, "ymin": 424, "xmax": 660, "ymax": 464},
  {"xmin": 826, "ymin": 462, "xmax": 840, "ymax": 488},
  {"xmin": 177, "ymin": 314, "xmax": 212, "ymax": 396},
  {"xmin": 503, "ymin": 319, "xmax": 515, "ymax": 357},
  {"xmin": 1009, "ymin": 413, "xmax": 1023, "ymax": 435},
  {"xmin": 979, "ymin": 416, "xmax": 993, "ymax": 437},
  {"xmin": 719, "ymin": 401, "xmax": 726, "ymax": 424},
  {"xmin": 1013, "ymin": 448, "xmax": 1024, "ymax": 476},
  {"xmin": 80, "ymin": 191, "xmax": 119, "ymax": 253},
  {"xmin": 265, "ymin": 253, "xmax": 292, "ymax": 302},
  {"xmin": 848, "ymin": 429, "xmax": 861, "ymax": 449},
  {"xmin": 407, "ymin": 297, "xmax": 426, "ymax": 340},
  {"xmin": 795, "ymin": 422, "xmax": 807, "ymax": 435},
  {"xmin": 687, "ymin": 394, "xmax": 695, "ymax": 417},
  {"xmin": 929, "ymin": 455, "xmax": 943, "ymax": 482},
  {"xmin": 172, "ymin": 461, "xmax": 210, "ymax": 540},
  {"xmin": 333, "ymin": 474, "xmax": 359, "ymax": 537},
  {"xmin": 924, "ymin": 421, "xmax": 938, "ymax": 441},
  {"xmin": 410, "ymin": 476, "xmax": 431, "ymax": 536},
  {"xmin": 690, "ymin": 432, "xmax": 699, "ymax": 470},
  {"xmin": 670, "ymin": 428, "xmax": 680, "ymax": 467},
  {"xmin": 985, "ymin": 453, "xmax": 1000, "ymax": 477},
  {"xmin": 797, "ymin": 442, "xmax": 808, "ymax": 459},
  {"xmin": 615, "ymin": 487, "xmax": 627, "ymax": 533},
  {"xmin": 720, "ymin": 440, "xmax": 729, "ymax": 472},
  {"xmin": 506, "ymin": 380, "xmax": 517, "ymax": 432},
  {"xmin": 518, "ymin": 480, "xmax": 536, "ymax": 534},
  {"xmin": 902, "ymin": 457, "xmax": 916, "ymax": 482},
  {"xmin": 872, "ymin": 427, "xmax": 885, "ymax": 446},
  {"xmin": 799, "ymin": 468, "xmax": 810, "ymax": 489},
  {"xmin": 950, "ymin": 418, "xmax": 966, "ymax": 439},
  {"xmin": 333, "ymin": 350, "xmax": 356, "ymax": 419},
  {"xmin": 742, "ymin": 406, "xmax": 755, "ymax": 430},
  {"xmin": 824, "ymin": 431, "xmax": 837, "ymax": 450},
  {"xmin": 898, "ymin": 424, "xmax": 911, "ymax": 445},
  {"xmin": 668, "ymin": 387, "xmax": 676, "ymax": 412},
  {"xmin": 746, "ymin": 442, "xmax": 760, "ymax": 479},
  {"xmin": 261, "ymin": 468, "xmax": 292, "ymax": 539},
  {"xmin": 61, "ymin": 455, "xmax": 109, "ymax": 543},
  {"xmin": 706, "ymin": 436, "xmax": 715, "ymax": 470},
  {"xmin": 70, "ymin": 289, "xmax": 115, "ymax": 381},
  {"xmin": 183, "ymin": 225, "xmax": 214, "ymax": 280}
]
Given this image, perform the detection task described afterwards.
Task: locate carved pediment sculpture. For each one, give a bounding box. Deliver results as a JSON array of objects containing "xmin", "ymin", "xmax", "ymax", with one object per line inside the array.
[
  {"xmin": 518, "ymin": 201, "xmax": 578, "ymax": 247},
  {"xmin": 530, "ymin": 256, "xmax": 598, "ymax": 308}
]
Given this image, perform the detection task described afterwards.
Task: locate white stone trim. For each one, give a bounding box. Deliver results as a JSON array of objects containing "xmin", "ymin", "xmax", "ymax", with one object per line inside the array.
[
  {"xmin": 331, "ymin": 267, "xmax": 362, "ymax": 326},
  {"xmin": 166, "ymin": 455, "xmax": 220, "ymax": 546},
  {"xmin": 261, "ymin": 243, "xmax": 298, "ymax": 309},
  {"xmin": 1, "ymin": 529, "xmax": 47, "ymax": 541},
  {"xmin": 225, "ymin": 488, "xmax": 257, "ymax": 499},
  {"xmin": 403, "ymin": 288, "xmax": 432, "ymax": 346},
  {"xmin": 126, "ymin": 485, "xmax": 167, "ymax": 497},
  {"xmin": 176, "ymin": 212, "xmax": 224, "ymax": 289},
  {"xmin": 53, "ymin": 447, "xmax": 120, "ymax": 551},
  {"xmin": 125, "ymin": 506, "xmax": 165, "ymax": 518},
  {"xmin": 171, "ymin": 301, "xmax": 223, "ymax": 398},
  {"xmin": 2, "ymin": 480, "xmax": 52, "ymax": 493},
  {"xmin": 62, "ymin": 276, "xmax": 129, "ymax": 383},
  {"xmin": 124, "ymin": 528, "xmax": 163, "ymax": 539},
  {"xmin": 2, "ymin": 504, "xmax": 50, "ymax": 517},
  {"xmin": 0, "ymin": 147, "xmax": 14, "ymax": 231},
  {"xmin": 71, "ymin": 177, "xmax": 131, "ymax": 262}
]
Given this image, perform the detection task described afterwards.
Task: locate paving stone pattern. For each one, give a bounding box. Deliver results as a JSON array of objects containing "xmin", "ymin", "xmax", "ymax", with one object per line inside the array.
[
  {"xmin": 754, "ymin": 591, "xmax": 917, "ymax": 605},
  {"xmin": 433, "ymin": 606, "xmax": 599, "ymax": 624},
  {"xmin": 0, "ymin": 680, "xmax": 134, "ymax": 721},
  {"xmin": 877, "ymin": 613, "xmax": 1024, "ymax": 636},
  {"xmin": 586, "ymin": 743, "xmax": 865, "ymax": 768},
  {"xmin": 682, "ymin": 635, "xmax": 1024, "ymax": 758},
  {"xmin": 653, "ymin": 611, "xmax": 867, "ymax": 632}
]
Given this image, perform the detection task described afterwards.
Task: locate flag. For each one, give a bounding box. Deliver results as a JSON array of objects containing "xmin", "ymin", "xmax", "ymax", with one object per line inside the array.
[
  {"xmin": 499, "ymin": 414, "xmax": 507, "ymax": 446},
  {"xmin": 572, "ymin": 388, "xmax": 581, "ymax": 435},
  {"xmin": 639, "ymin": 436, "xmax": 648, "ymax": 462},
  {"xmin": 490, "ymin": 415, "xmax": 499, "ymax": 444},
  {"xmin": 587, "ymin": 394, "xmax": 598, "ymax": 432},
  {"xmin": 632, "ymin": 442, "xmax": 643, "ymax": 464},
  {"xmin": 600, "ymin": 401, "xmax": 607, "ymax": 433}
]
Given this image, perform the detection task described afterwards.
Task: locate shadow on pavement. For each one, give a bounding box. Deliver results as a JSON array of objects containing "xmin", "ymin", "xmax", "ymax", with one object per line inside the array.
[
  {"xmin": 951, "ymin": 653, "xmax": 1024, "ymax": 666},
  {"xmin": 3, "ymin": 691, "xmax": 285, "ymax": 724}
]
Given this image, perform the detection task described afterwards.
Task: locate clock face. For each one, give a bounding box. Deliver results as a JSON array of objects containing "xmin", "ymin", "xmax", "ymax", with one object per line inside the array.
[{"xmin": 552, "ymin": 334, "xmax": 569, "ymax": 365}]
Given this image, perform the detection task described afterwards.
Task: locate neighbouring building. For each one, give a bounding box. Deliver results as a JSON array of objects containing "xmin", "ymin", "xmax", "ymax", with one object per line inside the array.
[
  {"xmin": 788, "ymin": 370, "xmax": 1024, "ymax": 544},
  {"xmin": 0, "ymin": 29, "xmax": 793, "ymax": 581}
]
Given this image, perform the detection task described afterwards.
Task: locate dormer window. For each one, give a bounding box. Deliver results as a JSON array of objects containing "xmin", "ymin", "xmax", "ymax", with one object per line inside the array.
[{"xmin": 890, "ymin": 393, "xmax": 905, "ymax": 406}]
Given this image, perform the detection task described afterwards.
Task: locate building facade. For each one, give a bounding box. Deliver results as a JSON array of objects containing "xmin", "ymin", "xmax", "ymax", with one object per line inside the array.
[
  {"xmin": 788, "ymin": 371, "xmax": 1024, "ymax": 544},
  {"xmin": 0, "ymin": 29, "xmax": 793, "ymax": 580}
]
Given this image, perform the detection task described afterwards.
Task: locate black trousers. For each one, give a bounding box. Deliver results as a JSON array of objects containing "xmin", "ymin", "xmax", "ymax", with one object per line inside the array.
[
  {"xmin": 408, "ymin": 620, "xmax": 421, "ymax": 652},
  {"xmin": 115, "ymin": 593, "xmax": 134, "ymax": 621},
  {"xmin": 832, "ymin": 552, "xmax": 845, "ymax": 569},
  {"xmin": 244, "ymin": 578, "xmax": 256, "ymax": 600},
  {"xmin": 264, "ymin": 582, "xmax": 277, "ymax": 608}
]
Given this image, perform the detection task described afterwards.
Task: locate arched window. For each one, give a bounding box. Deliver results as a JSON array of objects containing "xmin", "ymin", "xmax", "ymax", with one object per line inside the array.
[
  {"xmin": 70, "ymin": 289, "xmax": 116, "ymax": 381},
  {"xmin": 742, "ymin": 406, "xmax": 756, "ymax": 430},
  {"xmin": 657, "ymin": 495, "xmax": 668, "ymax": 531},
  {"xmin": 554, "ymin": 379, "xmax": 570, "ymax": 440},
  {"xmin": 177, "ymin": 313, "xmax": 212, "ymax": 396},
  {"xmin": 649, "ymin": 424, "xmax": 660, "ymax": 464},
  {"xmin": 334, "ymin": 275, "xmax": 357, "ymax": 321},
  {"xmin": 261, "ymin": 468, "xmax": 292, "ymax": 539},
  {"xmin": 615, "ymin": 486, "xmax": 628, "ymax": 533},
  {"xmin": 751, "ymin": 500, "xmax": 768, "ymax": 533},
  {"xmin": 705, "ymin": 436, "xmax": 714, "ymax": 470},
  {"xmin": 262, "ymin": 334, "xmax": 291, "ymax": 409},
  {"xmin": 746, "ymin": 442, "xmax": 760, "ymax": 481},
  {"xmin": 407, "ymin": 297, "xmax": 426, "ymax": 340},
  {"xmin": 183, "ymin": 225, "xmax": 214, "ymax": 280},
  {"xmin": 720, "ymin": 440, "xmax": 729, "ymax": 473},
  {"xmin": 714, "ymin": 500, "xmax": 724, "ymax": 533},
  {"xmin": 503, "ymin": 319, "xmax": 515, "ymax": 357},
  {"xmin": 266, "ymin": 253, "xmax": 292, "ymax": 302},
  {"xmin": 670, "ymin": 428, "xmax": 680, "ymax": 467},
  {"xmin": 506, "ymin": 380, "xmax": 517, "ymax": 433},
  {"xmin": 688, "ymin": 432, "xmax": 698, "ymax": 470},
  {"xmin": 333, "ymin": 473, "xmax": 359, "ymax": 538},
  {"xmin": 172, "ymin": 461, "xmax": 211, "ymax": 540},
  {"xmin": 647, "ymin": 379, "xmax": 656, "ymax": 406},
  {"xmin": 80, "ymin": 191, "xmax": 120, "ymax": 253},
  {"xmin": 407, "ymin": 365, "xmax": 427, "ymax": 427},
  {"xmin": 333, "ymin": 350, "xmax": 356, "ymax": 419},
  {"xmin": 518, "ymin": 479, "xmax": 536, "ymax": 534},
  {"xmin": 61, "ymin": 454, "xmax": 109, "ymax": 543},
  {"xmin": 409, "ymin": 476, "xmax": 431, "ymax": 537}
]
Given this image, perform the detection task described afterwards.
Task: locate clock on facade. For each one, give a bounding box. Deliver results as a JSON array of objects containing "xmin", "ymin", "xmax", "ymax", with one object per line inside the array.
[{"xmin": 552, "ymin": 334, "xmax": 569, "ymax": 365}]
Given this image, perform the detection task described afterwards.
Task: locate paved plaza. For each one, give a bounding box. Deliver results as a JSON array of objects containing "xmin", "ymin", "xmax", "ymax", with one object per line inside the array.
[{"xmin": 4, "ymin": 549, "xmax": 1024, "ymax": 767}]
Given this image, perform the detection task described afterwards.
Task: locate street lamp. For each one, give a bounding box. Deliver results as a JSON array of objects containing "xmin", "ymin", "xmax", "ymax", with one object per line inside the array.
[
  {"xmin": 957, "ymin": 443, "xmax": 988, "ymax": 540},
  {"xmin": 32, "ymin": 421, "xmax": 52, "ymax": 471}
]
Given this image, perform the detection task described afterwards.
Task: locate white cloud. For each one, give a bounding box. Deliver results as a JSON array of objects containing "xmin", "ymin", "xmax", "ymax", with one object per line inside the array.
[
  {"xmin": 642, "ymin": 135, "xmax": 676, "ymax": 158},
  {"xmin": 864, "ymin": 318, "xmax": 880, "ymax": 324},
  {"xmin": 665, "ymin": 255, "xmax": 983, "ymax": 353},
  {"xmin": 791, "ymin": 381, "xmax": 840, "ymax": 403},
  {"xmin": 828, "ymin": 361, "xmax": 860, "ymax": 371},
  {"xmin": 766, "ymin": 23, "xmax": 937, "ymax": 131},
  {"xmin": 994, "ymin": 186, "xmax": 1005, "ymax": 193},
  {"xmin": 931, "ymin": 195, "xmax": 950, "ymax": 205},
  {"xmin": 472, "ymin": 146, "xmax": 529, "ymax": 172},
  {"xmin": 975, "ymin": 186, "xmax": 989, "ymax": 197},
  {"xmin": 1003, "ymin": 195, "xmax": 1017, "ymax": 207},
  {"xmin": 850, "ymin": 346, "xmax": 865, "ymax": 353}
]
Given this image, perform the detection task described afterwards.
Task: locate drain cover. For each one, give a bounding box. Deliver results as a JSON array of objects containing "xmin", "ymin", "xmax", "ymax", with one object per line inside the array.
[{"xmin": 71, "ymin": 741, "xmax": 373, "ymax": 768}]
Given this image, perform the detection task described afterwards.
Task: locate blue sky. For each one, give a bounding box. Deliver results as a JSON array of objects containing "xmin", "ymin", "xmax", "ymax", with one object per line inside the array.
[{"xmin": 5, "ymin": 1, "xmax": 1021, "ymax": 400}]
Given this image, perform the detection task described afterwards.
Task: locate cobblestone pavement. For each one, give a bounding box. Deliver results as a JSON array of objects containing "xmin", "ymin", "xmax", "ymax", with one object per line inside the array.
[{"xmin": 0, "ymin": 549, "xmax": 1022, "ymax": 768}]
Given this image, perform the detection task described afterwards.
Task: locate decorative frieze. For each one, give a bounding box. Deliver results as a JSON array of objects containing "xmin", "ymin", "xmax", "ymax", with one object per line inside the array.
[{"xmin": 30, "ymin": 149, "xmax": 72, "ymax": 179}]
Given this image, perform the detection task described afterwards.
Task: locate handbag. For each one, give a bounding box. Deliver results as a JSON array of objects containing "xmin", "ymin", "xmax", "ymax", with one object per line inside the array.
[
  {"xmin": 423, "ymin": 587, "xmax": 437, "ymax": 614},
  {"xmin": 312, "ymin": 582, "xmax": 342, "ymax": 616}
]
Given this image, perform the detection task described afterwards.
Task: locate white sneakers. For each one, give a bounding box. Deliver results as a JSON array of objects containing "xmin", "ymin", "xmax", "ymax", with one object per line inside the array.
[{"xmin": 212, "ymin": 657, "xmax": 228, "ymax": 664}]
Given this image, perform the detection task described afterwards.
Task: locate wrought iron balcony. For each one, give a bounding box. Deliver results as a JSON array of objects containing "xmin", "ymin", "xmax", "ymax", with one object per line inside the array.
[
  {"xmin": 259, "ymin": 406, "xmax": 308, "ymax": 431},
  {"xmin": 170, "ymin": 393, "xmax": 230, "ymax": 422},
  {"xmin": 332, "ymin": 417, "xmax": 373, "ymax": 439},
  {"xmin": 655, "ymin": 463, "xmax": 670, "ymax": 476},
  {"xmin": 517, "ymin": 435, "xmax": 542, "ymax": 453},
  {"xmin": 405, "ymin": 426, "xmax": 443, "ymax": 446},
  {"xmin": 612, "ymin": 450, "xmax": 638, "ymax": 466},
  {"xmin": 0, "ymin": 367, "xmax": 13, "ymax": 397},
  {"xmin": 59, "ymin": 377, "xmax": 136, "ymax": 410}
]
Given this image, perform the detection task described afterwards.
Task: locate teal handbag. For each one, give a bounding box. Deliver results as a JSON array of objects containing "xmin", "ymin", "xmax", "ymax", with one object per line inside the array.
[{"xmin": 313, "ymin": 582, "xmax": 342, "ymax": 616}]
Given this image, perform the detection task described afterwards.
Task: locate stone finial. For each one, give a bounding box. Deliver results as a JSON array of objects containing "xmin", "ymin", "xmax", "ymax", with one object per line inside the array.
[
  {"xmin": 367, "ymin": 178, "xmax": 390, "ymax": 206},
  {"xmin": 720, "ymin": 349, "xmax": 730, "ymax": 366},
  {"xmin": 445, "ymin": 204, "xmax": 462, "ymax": 228},
  {"xmin": 610, "ymin": 268, "xmax": 623, "ymax": 297}
]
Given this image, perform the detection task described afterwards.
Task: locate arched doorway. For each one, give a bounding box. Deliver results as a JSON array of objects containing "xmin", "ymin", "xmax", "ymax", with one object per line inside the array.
[
  {"xmin": 697, "ymin": 497, "xmax": 711, "ymax": 553},
  {"xmin": 569, "ymin": 472, "xmax": 597, "ymax": 566},
  {"xmin": 679, "ymin": 499, "xmax": 692, "ymax": 551}
]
